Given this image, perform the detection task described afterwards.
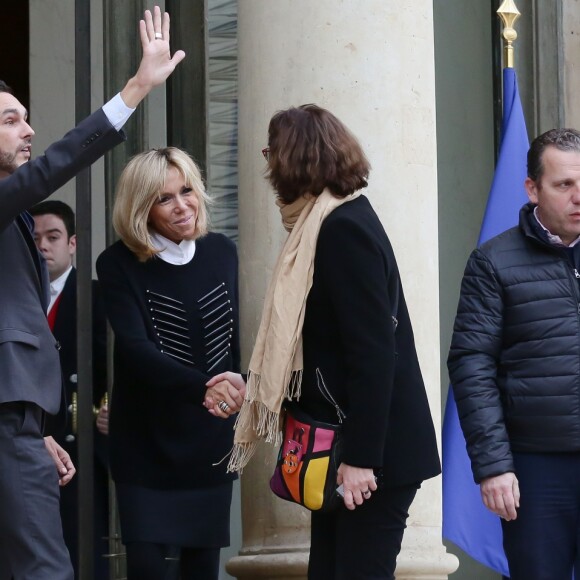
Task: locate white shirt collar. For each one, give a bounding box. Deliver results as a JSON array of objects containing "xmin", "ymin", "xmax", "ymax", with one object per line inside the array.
[
  {"xmin": 150, "ymin": 232, "xmax": 196, "ymax": 265},
  {"xmin": 48, "ymin": 265, "xmax": 73, "ymax": 312},
  {"xmin": 533, "ymin": 206, "xmax": 580, "ymax": 247}
]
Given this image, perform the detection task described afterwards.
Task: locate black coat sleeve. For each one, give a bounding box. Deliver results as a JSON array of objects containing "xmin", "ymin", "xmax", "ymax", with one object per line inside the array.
[
  {"xmin": 96, "ymin": 249, "xmax": 211, "ymax": 404},
  {"xmin": 447, "ymin": 248, "xmax": 514, "ymax": 482}
]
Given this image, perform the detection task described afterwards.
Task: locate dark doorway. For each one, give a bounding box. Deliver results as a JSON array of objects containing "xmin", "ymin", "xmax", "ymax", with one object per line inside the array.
[{"xmin": 0, "ymin": 3, "xmax": 29, "ymax": 110}]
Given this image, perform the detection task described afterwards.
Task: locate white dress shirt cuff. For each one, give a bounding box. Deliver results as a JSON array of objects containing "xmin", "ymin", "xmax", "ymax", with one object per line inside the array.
[{"xmin": 102, "ymin": 93, "xmax": 135, "ymax": 131}]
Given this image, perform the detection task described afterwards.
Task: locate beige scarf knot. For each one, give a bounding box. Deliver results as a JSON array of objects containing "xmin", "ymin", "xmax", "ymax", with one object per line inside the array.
[{"xmin": 227, "ymin": 189, "xmax": 361, "ymax": 472}]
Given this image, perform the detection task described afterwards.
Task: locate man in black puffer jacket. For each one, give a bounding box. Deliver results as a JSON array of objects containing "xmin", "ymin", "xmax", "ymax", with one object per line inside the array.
[{"xmin": 448, "ymin": 128, "xmax": 580, "ymax": 580}]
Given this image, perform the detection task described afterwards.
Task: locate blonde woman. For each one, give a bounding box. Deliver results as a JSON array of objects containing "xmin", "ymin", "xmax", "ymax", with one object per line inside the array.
[{"xmin": 97, "ymin": 147, "xmax": 244, "ymax": 579}]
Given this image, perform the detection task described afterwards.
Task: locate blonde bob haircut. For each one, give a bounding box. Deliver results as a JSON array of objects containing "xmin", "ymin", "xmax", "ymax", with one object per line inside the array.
[{"xmin": 112, "ymin": 147, "xmax": 211, "ymax": 262}]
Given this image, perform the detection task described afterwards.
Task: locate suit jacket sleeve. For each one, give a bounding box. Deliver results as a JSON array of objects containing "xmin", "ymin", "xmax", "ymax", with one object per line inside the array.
[
  {"xmin": 447, "ymin": 248, "xmax": 514, "ymax": 482},
  {"xmin": 96, "ymin": 249, "xmax": 212, "ymax": 404},
  {"xmin": 315, "ymin": 215, "xmax": 396, "ymax": 467},
  {"xmin": 0, "ymin": 109, "xmax": 124, "ymax": 232}
]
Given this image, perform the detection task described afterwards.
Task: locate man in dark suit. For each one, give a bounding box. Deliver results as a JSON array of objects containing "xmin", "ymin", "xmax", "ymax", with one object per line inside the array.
[
  {"xmin": 0, "ymin": 7, "xmax": 185, "ymax": 578},
  {"xmin": 30, "ymin": 200, "xmax": 110, "ymax": 579}
]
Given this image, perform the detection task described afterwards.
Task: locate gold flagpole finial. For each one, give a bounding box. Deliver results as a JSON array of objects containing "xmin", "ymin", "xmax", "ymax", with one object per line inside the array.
[{"xmin": 497, "ymin": 0, "xmax": 521, "ymax": 68}]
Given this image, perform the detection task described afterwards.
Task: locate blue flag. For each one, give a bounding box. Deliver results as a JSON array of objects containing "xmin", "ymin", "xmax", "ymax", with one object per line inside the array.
[{"xmin": 442, "ymin": 67, "xmax": 529, "ymax": 576}]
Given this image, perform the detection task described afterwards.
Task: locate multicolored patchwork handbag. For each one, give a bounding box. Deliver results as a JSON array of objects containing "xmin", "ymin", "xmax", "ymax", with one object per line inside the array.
[{"xmin": 269, "ymin": 369, "xmax": 345, "ymax": 512}]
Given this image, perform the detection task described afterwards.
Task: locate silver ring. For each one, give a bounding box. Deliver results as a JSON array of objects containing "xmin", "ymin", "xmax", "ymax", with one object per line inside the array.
[
  {"xmin": 154, "ymin": 32, "xmax": 163, "ymax": 39},
  {"xmin": 218, "ymin": 400, "xmax": 230, "ymax": 412}
]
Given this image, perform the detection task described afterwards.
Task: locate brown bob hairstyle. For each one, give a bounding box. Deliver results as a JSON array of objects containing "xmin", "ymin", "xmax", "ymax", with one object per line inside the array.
[{"xmin": 266, "ymin": 104, "xmax": 370, "ymax": 204}]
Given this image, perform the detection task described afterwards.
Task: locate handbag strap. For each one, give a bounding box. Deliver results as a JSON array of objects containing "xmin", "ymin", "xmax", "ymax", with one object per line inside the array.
[
  {"xmin": 390, "ymin": 272, "xmax": 400, "ymax": 330},
  {"xmin": 315, "ymin": 368, "xmax": 346, "ymax": 423}
]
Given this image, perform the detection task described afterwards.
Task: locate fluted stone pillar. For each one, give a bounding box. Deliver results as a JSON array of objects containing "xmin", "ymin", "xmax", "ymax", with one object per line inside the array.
[{"xmin": 231, "ymin": 1, "xmax": 459, "ymax": 578}]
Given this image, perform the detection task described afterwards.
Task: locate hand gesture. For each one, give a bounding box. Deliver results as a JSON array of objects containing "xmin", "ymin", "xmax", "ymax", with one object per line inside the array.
[
  {"xmin": 204, "ymin": 372, "xmax": 246, "ymax": 419},
  {"xmin": 337, "ymin": 463, "xmax": 378, "ymax": 510},
  {"xmin": 120, "ymin": 6, "xmax": 186, "ymax": 108},
  {"xmin": 480, "ymin": 472, "xmax": 520, "ymax": 521},
  {"xmin": 96, "ymin": 403, "xmax": 109, "ymax": 436},
  {"xmin": 44, "ymin": 436, "xmax": 76, "ymax": 487}
]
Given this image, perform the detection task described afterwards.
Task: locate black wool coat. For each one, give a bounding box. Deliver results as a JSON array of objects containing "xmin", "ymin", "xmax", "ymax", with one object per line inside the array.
[{"xmin": 298, "ymin": 195, "xmax": 441, "ymax": 487}]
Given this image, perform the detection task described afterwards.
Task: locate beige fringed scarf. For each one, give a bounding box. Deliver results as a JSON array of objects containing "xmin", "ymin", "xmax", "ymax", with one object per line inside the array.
[{"xmin": 227, "ymin": 189, "xmax": 361, "ymax": 472}]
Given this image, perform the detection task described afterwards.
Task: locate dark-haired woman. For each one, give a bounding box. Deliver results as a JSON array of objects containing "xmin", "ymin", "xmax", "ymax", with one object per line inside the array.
[{"xmin": 221, "ymin": 105, "xmax": 441, "ymax": 579}]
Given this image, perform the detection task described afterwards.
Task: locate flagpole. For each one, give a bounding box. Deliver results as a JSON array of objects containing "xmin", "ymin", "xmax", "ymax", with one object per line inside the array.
[{"xmin": 497, "ymin": 0, "xmax": 521, "ymax": 68}]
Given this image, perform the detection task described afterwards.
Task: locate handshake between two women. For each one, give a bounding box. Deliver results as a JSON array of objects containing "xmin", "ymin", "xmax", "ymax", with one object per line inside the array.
[{"xmin": 204, "ymin": 371, "xmax": 246, "ymax": 419}]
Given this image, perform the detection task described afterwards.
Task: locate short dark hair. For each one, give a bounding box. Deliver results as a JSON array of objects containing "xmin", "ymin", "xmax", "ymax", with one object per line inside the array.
[
  {"xmin": 266, "ymin": 104, "xmax": 370, "ymax": 204},
  {"xmin": 29, "ymin": 200, "xmax": 76, "ymax": 238},
  {"xmin": 0, "ymin": 80, "xmax": 13, "ymax": 94},
  {"xmin": 527, "ymin": 128, "xmax": 580, "ymax": 182}
]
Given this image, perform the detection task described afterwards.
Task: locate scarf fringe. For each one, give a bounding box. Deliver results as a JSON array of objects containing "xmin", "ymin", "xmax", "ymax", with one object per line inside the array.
[
  {"xmin": 285, "ymin": 369, "xmax": 303, "ymax": 400},
  {"xmin": 227, "ymin": 370, "xmax": 303, "ymax": 473},
  {"xmin": 226, "ymin": 441, "xmax": 257, "ymax": 474},
  {"xmin": 236, "ymin": 396, "xmax": 283, "ymax": 443},
  {"xmin": 227, "ymin": 400, "xmax": 281, "ymax": 472}
]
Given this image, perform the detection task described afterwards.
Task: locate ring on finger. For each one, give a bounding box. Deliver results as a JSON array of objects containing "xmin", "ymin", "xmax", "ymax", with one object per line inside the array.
[{"xmin": 217, "ymin": 400, "xmax": 230, "ymax": 412}]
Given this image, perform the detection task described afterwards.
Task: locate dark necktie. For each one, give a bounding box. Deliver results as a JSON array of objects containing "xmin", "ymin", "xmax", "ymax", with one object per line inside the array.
[{"xmin": 19, "ymin": 210, "xmax": 35, "ymax": 234}]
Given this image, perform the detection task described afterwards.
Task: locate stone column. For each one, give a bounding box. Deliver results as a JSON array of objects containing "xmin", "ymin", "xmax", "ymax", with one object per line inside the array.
[
  {"xmin": 562, "ymin": 2, "xmax": 580, "ymax": 130},
  {"xmin": 230, "ymin": 1, "xmax": 458, "ymax": 578}
]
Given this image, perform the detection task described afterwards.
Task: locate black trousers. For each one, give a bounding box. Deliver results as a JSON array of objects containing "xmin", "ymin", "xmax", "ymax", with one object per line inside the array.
[
  {"xmin": 125, "ymin": 543, "xmax": 220, "ymax": 580},
  {"xmin": 308, "ymin": 482, "xmax": 419, "ymax": 580},
  {"xmin": 0, "ymin": 402, "xmax": 73, "ymax": 580},
  {"xmin": 501, "ymin": 452, "xmax": 580, "ymax": 580}
]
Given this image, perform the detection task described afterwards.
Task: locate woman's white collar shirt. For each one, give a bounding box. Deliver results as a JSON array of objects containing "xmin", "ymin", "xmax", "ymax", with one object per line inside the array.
[{"xmin": 150, "ymin": 232, "xmax": 196, "ymax": 265}]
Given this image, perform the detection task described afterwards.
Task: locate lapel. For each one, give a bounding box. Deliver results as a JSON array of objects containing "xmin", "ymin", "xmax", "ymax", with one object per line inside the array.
[{"xmin": 15, "ymin": 214, "xmax": 49, "ymax": 309}]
